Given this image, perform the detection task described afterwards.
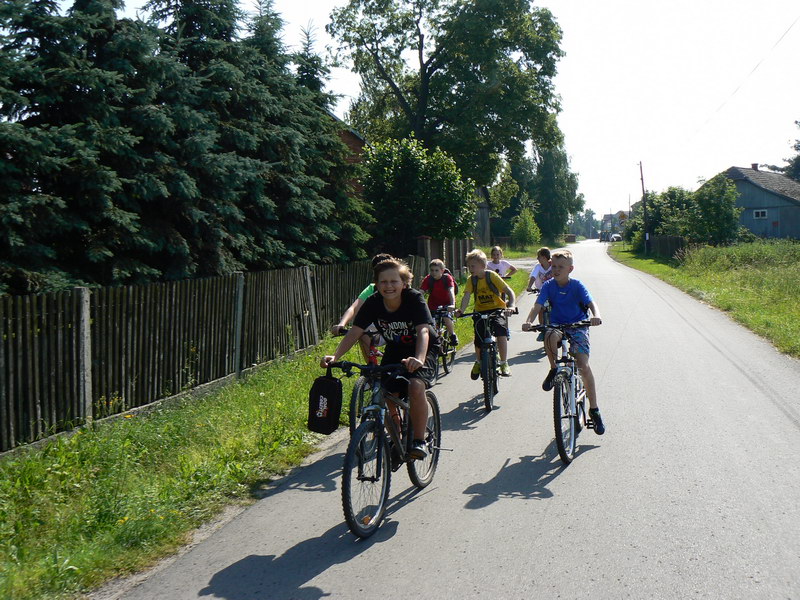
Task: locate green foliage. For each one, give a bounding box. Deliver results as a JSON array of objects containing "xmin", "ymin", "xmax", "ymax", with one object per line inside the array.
[
  {"xmin": 569, "ymin": 209, "xmax": 600, "ymax": 239},
  {"xmin": 0, "ymin": 0, "xmax": 371, "ymax": 295},
  {"xmin": 329, "ymin": 0, "xmax": 565, "ymax": 187},
  {"xmin": 488, "ymin": 162, "xmax": 519, "ymax": 218},
  {"xmin": 361, "ymin": 137, "xmax": 477, "ymax": 256},
  {"xmin": 510, "ymin": 207, "xmax": 541, "ymax": 249},
  {"xmin": 531, "ymin": 145, "xmax": 583, "ymax": 240}
]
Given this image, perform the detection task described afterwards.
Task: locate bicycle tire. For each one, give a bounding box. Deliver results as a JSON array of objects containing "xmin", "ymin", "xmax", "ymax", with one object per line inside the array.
[
  {"xmin": 481, "ymin": 346, "xmax": 495, "ymax": 412},
  {"xmin": 553, "ymin": 375, "xmax": 576, "ymax": 464},
  {"xmin": 342, "ymin": 419, "xmax": 391, "ymax": 538},
  {"xmin": 349, "ymin": 376, "xmax": 373, "ymax": 436},
  {"xmin": 441, "ymin": 339, "xmax": 455, "ymax": 375},
  {"xmin": 407, "ymin": 391, "xmax": 442, "ymax": 488}
]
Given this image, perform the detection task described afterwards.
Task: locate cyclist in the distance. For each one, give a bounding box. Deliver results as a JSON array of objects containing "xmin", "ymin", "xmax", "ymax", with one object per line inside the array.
[
  {"xmin": 521, "ymin": 249, "xmax": 605, "ymax": 434},
  {"xmin": 420, "ymin": 258, "xmax": 458, "ymax": 347},
  {"xmin": 322, "ymin": 257, "xmax": 438, "ymax": 459}
]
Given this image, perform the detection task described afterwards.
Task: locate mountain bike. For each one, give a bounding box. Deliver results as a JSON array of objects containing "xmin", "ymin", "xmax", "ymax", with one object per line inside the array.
[
  {"xmin": 327, "ymin": 361, "xmax": 443, "ymax": 538},
  {"xmin": 527, "ymin": 321, "xmax": 596, "ymax": 465},
  {"xmin": 432, "ymin": 306, "xmax": 457, "ymax": 378},
  {"xmin": 458, "ymin": 308, "xmax": 516, "ymax": 412},
  {"xmin": 335, "ymin": 328, "xmax": 382, "ymax": 435}
]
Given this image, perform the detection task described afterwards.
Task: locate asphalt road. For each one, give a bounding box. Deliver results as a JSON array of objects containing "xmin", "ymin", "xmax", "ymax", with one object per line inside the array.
[{"xmin": 104, "ymin": 240, "xmax": 800, "ymax": 600}]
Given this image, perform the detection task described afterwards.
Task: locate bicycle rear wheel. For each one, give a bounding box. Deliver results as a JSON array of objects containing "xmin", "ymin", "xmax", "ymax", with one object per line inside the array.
[
  {"xmin": 553, "ymin": 376, "xmax": 577, "ymax": 464},
  {"xmin": 407, "ymin": 391, "xmax": 442, "ymax": 488},
  {"xmin": 342, "ymin": 419, "xmax": 391, "ymax": 538},
  {"xmin": 349, "ymin": 376, "xmax": 374, "ymax": 436}
]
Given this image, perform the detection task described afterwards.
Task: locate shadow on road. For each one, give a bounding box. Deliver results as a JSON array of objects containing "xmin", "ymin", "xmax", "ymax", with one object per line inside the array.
[
  {"xmin": 462, "ymin": 440, "xmax": 566, "ymax": 509},
  {"xmin": 249, "ymin": 450, "xmax": 344, "ymax": 500},
  {"xmin": 198, "ymin": 520, "xmax": 398, "ymax": 600},
  {"xmin": 507, "ymin": 346, "xmax": 547, "ymax": 366},
  {"xmin": 439, "ymin": 393, "xmax": 492, "ymax": 431}
]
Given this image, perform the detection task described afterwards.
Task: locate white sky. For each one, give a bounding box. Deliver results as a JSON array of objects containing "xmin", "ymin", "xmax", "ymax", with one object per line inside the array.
[{"xmin": 116, "ymin": 0, "xmax": 800, "ymax": 217}]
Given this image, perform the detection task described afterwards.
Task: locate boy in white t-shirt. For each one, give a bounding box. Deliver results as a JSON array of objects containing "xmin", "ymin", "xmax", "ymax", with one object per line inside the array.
[{"xmin": 526, "ymin": 247, "xmax": 553, "ymax": 341}]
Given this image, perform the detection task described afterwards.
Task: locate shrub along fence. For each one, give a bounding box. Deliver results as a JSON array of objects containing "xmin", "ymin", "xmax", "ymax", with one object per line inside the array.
[{"xmin": 0, "ymin": 256, "xmax": 427, "ymax": 452}]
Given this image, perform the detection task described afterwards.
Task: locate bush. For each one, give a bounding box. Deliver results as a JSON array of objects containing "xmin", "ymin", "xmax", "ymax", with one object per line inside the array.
[{"xmin": 510, "ymin": 207, "xmax": 541, "ymax": 249}]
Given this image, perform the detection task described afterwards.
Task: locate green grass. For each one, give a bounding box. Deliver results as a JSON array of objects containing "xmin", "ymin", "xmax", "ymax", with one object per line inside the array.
[
  {"xmin": 0, "ymin": 270, "xmax": 532, "ymax": 600},
  {"xmin": 0, "ymin": 338, "xmax": 362, "ymax": 600},
  {"xmin": 608, "ymin": 240, "xmax": 800, "ymax": 357}
]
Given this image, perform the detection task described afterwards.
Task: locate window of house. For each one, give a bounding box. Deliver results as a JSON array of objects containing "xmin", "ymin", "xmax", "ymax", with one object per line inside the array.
[{"xmin": 753, "ymin": 209, "xmax": 768, "ymax": 219}]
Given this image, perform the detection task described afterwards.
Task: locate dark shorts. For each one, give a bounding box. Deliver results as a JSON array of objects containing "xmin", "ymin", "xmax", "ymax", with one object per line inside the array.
[
  {"xmin": 473, "ymin": 311, "xmax": 508, "ymax": 349},
  {"xmin": 554, "ymin": 325, "xmax": 590, "ymax": 356},
  {"xmin": 380, "ymin": 343, "xmax": 439, "ymax": 393}
]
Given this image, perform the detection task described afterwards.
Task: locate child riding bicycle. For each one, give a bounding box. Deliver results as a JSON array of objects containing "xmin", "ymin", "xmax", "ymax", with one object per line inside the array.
[
  {"xmin": 420, "ymin": 258, "xmax": 458, "ymax": 347},
  {"xmin": 322, "ymin": 257, "xmax": 438, "ymax": 459},
  {"xmin": 455, "ymin": 249, "xmax": 516, "ymax": 377},
  {"xmin": 521, "ymin": 249, "xmax": 605, "ymax": 434}
]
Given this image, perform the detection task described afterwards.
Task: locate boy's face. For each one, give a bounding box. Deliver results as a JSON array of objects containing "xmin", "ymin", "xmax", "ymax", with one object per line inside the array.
[
  {"xmin": 467, "ymin": 259, "xmax": 485, "ymax": 276},
  {"xmin": 491, "ymin": 250, "xmax": 501, "ymax": 262},
  {"xmin": 550, "ymin": 256, "xmax": 573, "ymax": 283},
  {"xmin": 377, "ymin": 268, "xmax": 403, "ymax": 301},
  {"xmin": 538, "ymin": 255, "xmax": 550, "ymax": 268},
  {"xmin": 429, "ymin": 265, "xmax": 443, "ymax": 279}
]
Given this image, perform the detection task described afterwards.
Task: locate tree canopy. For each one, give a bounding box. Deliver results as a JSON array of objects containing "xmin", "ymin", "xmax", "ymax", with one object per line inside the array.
[
  {"xmin": 328, "ymin": 0, "xmax": 564, "ymax": 186},
  {"xmin": 0, "ymin": 0, "xmax": 371, "ymax": 295}
]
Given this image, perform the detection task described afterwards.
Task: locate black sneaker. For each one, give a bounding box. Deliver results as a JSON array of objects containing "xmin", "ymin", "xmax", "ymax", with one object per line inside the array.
[
  {"xmin": 450, "ymin": 333, "xmax": 459, "ymax": 347},
  {"xmin": 589, "ymin": 408, "xmax": 605, "ymax": 435},
  {"xmin": 389, "ymin": 443, "xmax": 404, "ymax": 471},
  {"xmin": 409, "ymin": 439, "xmax": 427, "ymax": 460},
  {"xmin": 542, "ymin": 368, "xmax": 557, "ymax": 391}
]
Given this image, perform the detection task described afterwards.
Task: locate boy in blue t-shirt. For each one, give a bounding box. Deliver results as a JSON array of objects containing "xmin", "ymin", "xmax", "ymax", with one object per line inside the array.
[{"xmin": 521, "ymin": 249, "xmax": 605, "ymax": 435}]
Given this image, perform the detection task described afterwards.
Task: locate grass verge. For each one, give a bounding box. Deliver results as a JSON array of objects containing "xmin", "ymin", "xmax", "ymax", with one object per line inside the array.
[
  {"xmin": 0, "ymin": 269, "xmax": 531, "ymax": 600},
  {"xmin": 608, "ymin": 240, "xmax": 800, "ymax": 358}
]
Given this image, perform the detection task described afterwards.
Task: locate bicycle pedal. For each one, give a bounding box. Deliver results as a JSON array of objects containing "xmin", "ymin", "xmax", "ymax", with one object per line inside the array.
[
  {"xmin": 586, "ymin": 419, "xmax": 595, "ymax": 429},
  {"xmin": 433, "ymin": 445, "xmax": 454, "ymax": 452}
]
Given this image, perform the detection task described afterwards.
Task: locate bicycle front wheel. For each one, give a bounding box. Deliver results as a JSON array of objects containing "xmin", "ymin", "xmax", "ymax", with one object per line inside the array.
[
  {"xmin": 349, "ymin": 376, "xmax": 373, "ymax": 436},
  {"xmin": 481, "ymin": 346, "xmax": 497, "ymax": 412},
  {"xmin": 553, "ymin": 376, "xmax": 577, "ymax": 464},
  {"xmin": 342, "ymin": 419, "xmax": 391, "ymax": 538},
  {"xmin": 407, "ymin": 391, "xmax": 442, "ymax": 488}
]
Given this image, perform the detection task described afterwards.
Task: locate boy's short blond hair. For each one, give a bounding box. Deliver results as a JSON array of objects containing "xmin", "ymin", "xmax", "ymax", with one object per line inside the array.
[
  {"xmin": 429, "ymin": 258, "xmax": 445, "ymax": 269},
  {"xmin": 465, "ymin": 249, "xmax": 487, "ymax": 266},
  {"xmin": 373, "ymin": 257, "xmax": 413, "ymax": 286},
  {"xmin": 551, "ymin": 249, "xmax": 573, "ymax": 265},
  {"xmin": 537, "ymin": 247, "xmax": 551, "ymax": 259}
]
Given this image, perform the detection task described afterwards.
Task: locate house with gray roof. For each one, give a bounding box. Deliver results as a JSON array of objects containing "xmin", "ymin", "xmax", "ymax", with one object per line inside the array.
[{"xmin": 723, "ymin": 164, "xmax": 800, "ymax": 239}]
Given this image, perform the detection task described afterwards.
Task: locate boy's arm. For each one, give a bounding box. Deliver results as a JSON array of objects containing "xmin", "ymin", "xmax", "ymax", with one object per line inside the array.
[
  {"xmin": 457, "ymin": 290, "xmax": 471, "ymax": 315},
  {"xmin": 587, "ymin": 301, "xmax": 602, "ymax": 326},
  {"xmin": 447, "ymin": 285, "xmax": 456, "ymax": 308},
  {"xmin": 522, "ymin": 302, "xmax": 543, "ymax": 330},
  {"xmin": 526, "ymin": 275, "xmax": 535, "ymax": 292},
  {"xmin": 332, "ymin": 297, "xmax": 364, "ymax": 335},
  {"xmin": 505, "ymin": 262, "xmax": 518, "ymax": 277},
  {"xmin": 502, "ymin": 281, "xmax": 516, "ymax": 309}
]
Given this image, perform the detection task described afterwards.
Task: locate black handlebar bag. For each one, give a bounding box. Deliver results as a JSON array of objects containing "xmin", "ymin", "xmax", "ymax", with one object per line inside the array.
[{"xmin": 307, "ymin": 368, "xmax": 342, "ymax": 434}]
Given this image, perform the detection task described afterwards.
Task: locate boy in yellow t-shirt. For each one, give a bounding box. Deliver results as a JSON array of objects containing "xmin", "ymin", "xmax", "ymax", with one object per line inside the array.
[{"xmin": 455, "ymin": 249, "xmax": 516, "ymax": 377}]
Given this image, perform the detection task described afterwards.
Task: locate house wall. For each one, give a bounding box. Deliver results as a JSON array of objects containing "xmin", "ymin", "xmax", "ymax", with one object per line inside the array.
[{"xmin": 734, "ymin": 181, "xmax": 800, "ymax": 239}]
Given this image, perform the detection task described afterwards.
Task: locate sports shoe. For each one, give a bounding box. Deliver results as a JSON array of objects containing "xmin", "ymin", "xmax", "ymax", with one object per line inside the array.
[
  {"xmin": 409, "ymin": 439, "xmax": 428, "ymax": 460},
  {"xmin": 542, "ymin": 368, "xmax": 557, "ymax": 391},
  {"xmin": 389, "ymin": 443, "xmax": 403, "ymax": 471},
  {"xmin": 589, "ymin": 408, "xmax": 605, "ymax": 435},
  {"xmin": 450, "ymin": 333, "xmax": 459, "ymax": 347},
  {"xmin": 470, "ymin": 361, "xmax": 481, "ymax": 380},
  {"xmin": 499, "ymin": 362, "xmax": 511, "ymax": 377}
]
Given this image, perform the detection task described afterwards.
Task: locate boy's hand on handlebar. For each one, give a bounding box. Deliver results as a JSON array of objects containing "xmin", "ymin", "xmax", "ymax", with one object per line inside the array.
[
  {"xmin": 402, "ymin": 356, "xmax": 423, "ymax": 373},
  {"xmin": 330, "ymin": 324, "xmax": 345, "ymax": 336},
  {"xmin": 521, "ymin": 322, "xmax": 532, "ymax": 332},
  {"xmin": 320, "ymin": 355, "xmax": 335, "ymax": 368},
  {"xmin": 454, "ymin": 308, "xmax": 463, "ymax": 317},
  {"xmin": 590, "ymin": 316, "xmax": 602, "ymax": 326}
]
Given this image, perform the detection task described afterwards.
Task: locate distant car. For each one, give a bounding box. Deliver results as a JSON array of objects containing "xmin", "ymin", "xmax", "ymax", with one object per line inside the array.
[{"xmin": 610, "ymin": 233, "xmax": 622, "ymax": 242}]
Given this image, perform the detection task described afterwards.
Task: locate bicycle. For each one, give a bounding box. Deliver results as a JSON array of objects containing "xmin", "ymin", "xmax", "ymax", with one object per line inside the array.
[
  {"xmin": 432, "ymin": 306, "xmax": 457, "ymax": 378},
  {"xmin": 457, "ymin": 308, "xmax": 516, "ymax": 412},
  {"xmin": 327, "ymin": 361, "xmax": 443, "ymax": 538},
  {"xmin": 334, "ymin": 328, "xmax": 381, "ymax": 436},
  {"xmin": 526, "ymin": 321, "xmax": 596, "ymax": 465}
]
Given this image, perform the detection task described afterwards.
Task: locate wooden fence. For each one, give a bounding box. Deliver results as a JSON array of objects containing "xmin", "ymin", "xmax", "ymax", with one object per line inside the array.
[
  {"xmin": 0, "ymin": 255, "xmax": 427, "ymax": 452},
  {"xmin": 651, "ymin": 235, "xmax": 686, "ymax": 259}
]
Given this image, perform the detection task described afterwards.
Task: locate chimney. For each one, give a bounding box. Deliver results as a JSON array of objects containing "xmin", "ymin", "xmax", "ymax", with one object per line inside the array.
[{"xmin": 751, "ymin": 163, "xmax": 759, "ymax": 171}]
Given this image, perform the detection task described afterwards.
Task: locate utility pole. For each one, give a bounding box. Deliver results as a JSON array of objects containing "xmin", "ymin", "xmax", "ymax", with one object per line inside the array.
[{"xmin": 639, "ymin": 161, "xmax": 648, "ymax": 254}]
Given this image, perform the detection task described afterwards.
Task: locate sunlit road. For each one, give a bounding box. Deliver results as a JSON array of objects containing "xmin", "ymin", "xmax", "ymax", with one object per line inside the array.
[{"xmin": 104, "ymin": 240, "xmax": 800, "ymax": 599}]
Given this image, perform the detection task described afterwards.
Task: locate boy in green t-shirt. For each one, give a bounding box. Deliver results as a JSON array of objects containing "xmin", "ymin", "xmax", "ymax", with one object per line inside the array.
[{"xmin": 455, "ymin": 249, "xmax": 516, "ymax": 377}]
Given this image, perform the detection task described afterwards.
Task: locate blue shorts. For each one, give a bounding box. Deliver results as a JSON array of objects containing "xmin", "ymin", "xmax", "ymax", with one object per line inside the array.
[{"xmin": 561, "ymin": 326, "xmax": 590, "ymax": 356}]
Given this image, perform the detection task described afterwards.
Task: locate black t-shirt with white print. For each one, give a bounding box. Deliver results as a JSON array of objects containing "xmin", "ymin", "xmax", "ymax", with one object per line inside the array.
[{"xmin": 354, "ymin": 288, "xmax": 435, "ymax": 353}]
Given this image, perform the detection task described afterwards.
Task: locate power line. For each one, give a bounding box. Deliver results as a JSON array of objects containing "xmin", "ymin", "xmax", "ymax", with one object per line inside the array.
[{"xmin": 691, "ymin": 12, "xmax": 800, "ymax": 138}]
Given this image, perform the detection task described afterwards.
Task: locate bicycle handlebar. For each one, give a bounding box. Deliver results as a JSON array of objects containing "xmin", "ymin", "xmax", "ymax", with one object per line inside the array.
[
  {"xmin": 524, "ymin": 320, "xmax": 593, "ymax": 332},
  {"xmin": 325, "ymin": 361, "xmax": 407, "ymax": 379},
  {"xmin": 457, "ymin": 307, "xmax": 518, "ymax": 318}
]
